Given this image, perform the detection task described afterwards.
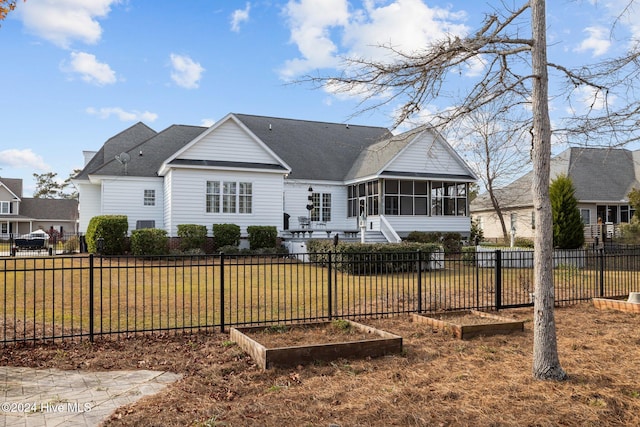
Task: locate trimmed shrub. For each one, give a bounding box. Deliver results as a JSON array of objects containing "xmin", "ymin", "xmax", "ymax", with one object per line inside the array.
[
  {"xmin": 177, "ymin": 224, "xmax": 207, "ymax": 252},
  {"xmin": 441, "ymin": 232, "xmax": 463, "ymax": 253},
  {"xmin": 405, "ymin": 231, "xmax": 461, "ymax": 253},
  {"xmin": 85, "ymin": 215, "xmax": 128, "ymax": 255},
  {"xmin": 405, "ymin": 231, "xmax": 441, "ymax": 243},
  {"xmin": 130, "ymin": 228, "xmax": 168, "ymax": 256},
  {"xmin": 514, "ymin": 237, "xmax": 534, "ymax": 248},
  {"xmin": 308, "ymin": 240, "xmax": 441, "ymax": 274},
  {"xmin": 247, "ymin": 226, "xmax": 277, "ymax": 250},
  {"xmin": 213, "ymin": 223, "xmax": 241, "ymax": 249}
]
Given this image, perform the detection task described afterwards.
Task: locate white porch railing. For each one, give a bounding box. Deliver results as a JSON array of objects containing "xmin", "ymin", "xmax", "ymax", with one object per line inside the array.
[{"xmin": 380, "ymin": 215, "xmax": 402, "ymax": 243}]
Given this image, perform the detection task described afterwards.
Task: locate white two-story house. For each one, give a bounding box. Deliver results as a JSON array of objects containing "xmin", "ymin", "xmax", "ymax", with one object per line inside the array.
[
  {"xmin": 0, "ymin": 177, "xmax": 78, "ymax": 237},
  {"xmin": 73, "ymin": 113, "xmax": 477, "ymax": 242}
]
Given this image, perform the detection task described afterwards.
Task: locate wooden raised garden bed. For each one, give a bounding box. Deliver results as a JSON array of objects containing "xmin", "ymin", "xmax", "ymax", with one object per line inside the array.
[
  {"xmin": 593, "ymin": 297, "xmax": 640, "ymax": 314},
  {"xmin": 411, "ymin": 310, "xmax": 524, "ymax": 340},
  {"xmin": 230, "ymin": 319, "xmax": 402, "ymax": 370}
]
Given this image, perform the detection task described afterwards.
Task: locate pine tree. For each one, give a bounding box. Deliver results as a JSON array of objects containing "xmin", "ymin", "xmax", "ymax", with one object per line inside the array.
[{"xmin": 550, "ymin": 175, "xmax": 585, "ymax": 249}]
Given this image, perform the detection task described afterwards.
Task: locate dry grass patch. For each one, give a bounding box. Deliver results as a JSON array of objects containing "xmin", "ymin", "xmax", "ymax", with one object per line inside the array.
[{"xmin": 1, "ymin": 302, "xmax": 640, "ymax": 426}]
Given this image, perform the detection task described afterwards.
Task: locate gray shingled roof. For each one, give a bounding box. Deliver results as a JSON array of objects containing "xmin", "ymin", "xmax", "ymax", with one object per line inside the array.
[
  {"xmin": 346, "ymin": 125, "xmax": 424, "ymax": 179},
  {"xmin": 75, "ymin": 122, "xmax": 158, "ymax": 179},
  {"xmin": 234, "ymin": 114, "xmax": 393, "ymax": 181},
  {"xmin": 0, "ymin": 178, "xmax": 23, "ymax": 198},
  {"xmin": 471, "ymin": 147, "xmax": 640, "ymax": 211},
  {"xmin": 20, "ymin": 198, "xmax": 78, "ymax": 221},
  {"xmin": 78, "ymin": 124, "xmax": 206, "ymax": 179}
]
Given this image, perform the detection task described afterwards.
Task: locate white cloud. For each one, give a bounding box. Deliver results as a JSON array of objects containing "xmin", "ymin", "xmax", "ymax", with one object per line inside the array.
[
  {"xmin": 62, "ymin": 51, "xmax": 116, "ymax": 85},
  {"xmin": 0, "ymin": 149, "xmax": 50, "ymax": 171},
  {"xmin": 169, "ymin": 54, "xmax": 205, "ymax": 89},
  {"xmin": 86, "ymin": 107, "xmax": 158, "ymax": 122},
  {"xmin": 599, "ymin": 0, "xmax": 640, "ymax": 45},
  {"xmin": 200, "ymin": 118, "xmax": 216, "ymax": 127},
  {"xmin": 18, "ymin": 0, "xmax": 121, "ymax": 49},
  {"xmin": 575, "ymin": 26, "xmax": 611, "ymax": 57},
  {"xmin": 463, "ymin": 55, "xmax": 486, "ymax": 78},
  {"xmin": 279, "ymin": 0, "xmax": 468, "ymax": 79},
  {"xmin": 279, "ymin": 0, "xmax": 349, "ymax": 79},
  {"xmin": 567, "ymin": 85, "xmax": 616, "ymax": 115},
  {"xmin": 230, "ymin": 3, "xmax": 251, "ymax": 32}
]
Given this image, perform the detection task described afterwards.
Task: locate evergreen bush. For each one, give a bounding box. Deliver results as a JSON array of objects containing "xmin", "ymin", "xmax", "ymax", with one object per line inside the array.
[
  {"xmin": 247, "ymin": 225, "xmax": 277, "ymax": 250},
  {"xmin": 212, "ymin": 223, "xmax": 241, "ymax": 248},
  {"xmin": 177, "ymin": 224, "xmax": 207, "ymax": 251},
  {"xmin": 550, "ymin": 174, "xmax": 585, "ymax": 249},
  {"xmin": 85, "ymin": 215, "xmax": 128, "ymax": 255},
  {"xmin": 130, "ymin": 228, "xmax": 168, "ymax": 256}
]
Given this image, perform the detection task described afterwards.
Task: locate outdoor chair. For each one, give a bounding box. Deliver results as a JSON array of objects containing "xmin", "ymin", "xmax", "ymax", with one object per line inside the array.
[{"xmin": 298, "ymin": 216, "xmax": 311, "ymax": 228}]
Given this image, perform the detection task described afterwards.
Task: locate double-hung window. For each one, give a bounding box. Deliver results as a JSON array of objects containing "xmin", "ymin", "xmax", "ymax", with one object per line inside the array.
[
  {"xmin": 0, "ymin": 201, "xmax": 9, "ymax": 215},
  {"xmin": 310, "ymin": 193, "xmax": 331, "ymax": 222},
  {"xmin": 143, "ymin": 189, "xmax": 155, "ymax": 206},
  {"xmin": 239, "ymin": 182, "xmax": 252, "ymax": 214},
  {"xmin": 206, "ymin": 181, "xmax": 252, "ymax": 214}
]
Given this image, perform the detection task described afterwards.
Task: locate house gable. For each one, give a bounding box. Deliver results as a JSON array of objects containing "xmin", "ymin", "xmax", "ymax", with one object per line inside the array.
[
  {"xmin": 0, "ymin": 178, "xmax": 22, "ymax": 201},
  {"xmin": 385, "ymin": 128, "xmax": 475, "ymax": 178},
  {"xmin": 347, "ymin": 126, "xmax": 476, "ymax": 181},
  {"xmin": 160, "ymin": 114, "xmax": 290, "ymax": 175}
]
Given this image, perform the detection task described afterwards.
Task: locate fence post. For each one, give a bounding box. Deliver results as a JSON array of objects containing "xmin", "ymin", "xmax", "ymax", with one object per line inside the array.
[
  {"xmin": 328, "ymin": 251, "xmax": 333, "ymax": 320},
  {"xmin": 417, "ymin": 250, "xmax": 423, "ymax": 313},
  {"xmin": 89, "ymin": 254, "xmax": 94, "ymax": 343},
  {"xmin": 598, "ymin": 248, "xmax": 605, "ymax": 297},
  {"xmin": 494, "ymin": 250, "xmax": 502, "ymax": 310},
  {"xmin": 219, "ymin": 252, "xmax": 225, "ymax": 333}
]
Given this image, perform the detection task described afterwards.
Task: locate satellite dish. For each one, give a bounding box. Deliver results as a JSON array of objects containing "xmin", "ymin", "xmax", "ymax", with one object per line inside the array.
[
  {"xmin": 115, "ymin": 152, "xmax": 131, "ymax": 164},
  {"xmin": 115, "ymin": 152, "xmax": 131, "ymax": 175}
]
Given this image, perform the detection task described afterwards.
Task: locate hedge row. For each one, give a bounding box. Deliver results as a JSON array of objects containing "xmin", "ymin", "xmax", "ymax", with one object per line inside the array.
[
  {"xmin": 306, "ymin": 240, "xmax": 442, "ymax": 274},
  {"xmin": 85, "ymin": 216, "xmax": 279, "ymax": 256}
]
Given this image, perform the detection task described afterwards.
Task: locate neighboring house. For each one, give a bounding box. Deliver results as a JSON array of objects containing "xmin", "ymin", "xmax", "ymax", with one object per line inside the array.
[
  {"xmin": 0, "ymin": 177, "xmax": 79, "ymax": 237},
  {"xmin": 470, "ymin": 147, "xmax": 640, "ymax": 242},
  {"xmin": 73, "ymin": 113, "xmax": 477, "ymax": 242}
]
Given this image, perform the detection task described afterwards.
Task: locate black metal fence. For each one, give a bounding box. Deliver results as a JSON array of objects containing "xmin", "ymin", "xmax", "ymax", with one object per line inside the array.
[{"xmin": 1, "ymin": 248, "xmax": 638, "ymax": 345}]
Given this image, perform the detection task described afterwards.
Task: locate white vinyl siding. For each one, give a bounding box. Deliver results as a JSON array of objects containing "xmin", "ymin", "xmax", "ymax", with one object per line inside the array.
[
  {"xmin": 283, "ymin": 182, "xmax": 350, "ymax": 229},
  {"xmin": 77, "ymin": 183, "xmax": 102, "ymax": 232},
  {"xmin": 167, "ymin": 169, "xmax": 282, "ymax": 236},
  {"xmin": 387, "ymin": 132, "xmax": 470, "ymax": 176},
  {"xmin": 385, "ymin": 215, "xmax": 471, "ymax": 235},
  {"xmin": 101, "ymin": 177, "xmax": 165, "ymax": 233},
  {"xmin": 179, "ymin": 120, "xmax": 275, "ymax": 163}
]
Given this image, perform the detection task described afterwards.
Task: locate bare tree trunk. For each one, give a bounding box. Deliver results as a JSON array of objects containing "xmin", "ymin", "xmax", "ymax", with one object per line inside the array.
[
  {"xmin": 488, "ymin": 188, "xmax": 509, "ymax": 241},
  {"xmin": 531, "ymin": 0, "xmax": 567, "ymax": 380}
]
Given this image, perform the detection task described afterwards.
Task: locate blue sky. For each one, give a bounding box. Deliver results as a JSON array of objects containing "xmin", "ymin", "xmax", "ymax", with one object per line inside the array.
[{"xmin": 1, "ymin": 0, "xmax": 637, "ymax": 194}]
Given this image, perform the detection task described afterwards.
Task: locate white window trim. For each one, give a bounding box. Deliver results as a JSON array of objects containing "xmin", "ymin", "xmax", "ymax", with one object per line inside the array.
[{"xmin": 206, "ymin": 180, "xmax": 252, "ymax": 214}]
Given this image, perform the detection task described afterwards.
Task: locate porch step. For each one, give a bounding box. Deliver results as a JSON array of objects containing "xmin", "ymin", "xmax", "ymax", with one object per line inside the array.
[{"xmin": 363, "ymin": 231, "xmax": 389, "ymax": 243}]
